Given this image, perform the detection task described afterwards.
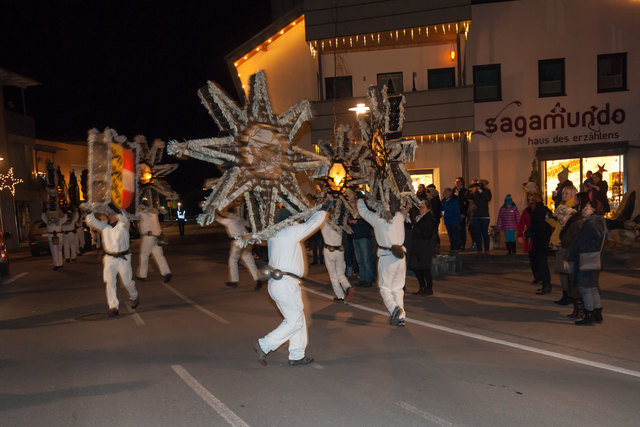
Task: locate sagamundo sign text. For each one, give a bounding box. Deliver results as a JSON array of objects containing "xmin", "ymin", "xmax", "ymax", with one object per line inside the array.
[{"xmin": 474, "ymin": 101, "xmax": 625, "ymax": 145}]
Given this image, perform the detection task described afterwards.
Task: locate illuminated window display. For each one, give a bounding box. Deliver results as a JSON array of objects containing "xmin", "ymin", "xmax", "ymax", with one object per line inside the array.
[
  {"xmin": 543, "ymin": 154, "xmax": 624, "ymax": 214},
  {"xmin": 410, "ymin": 169, "xmax": 434, "ymax": 191}
]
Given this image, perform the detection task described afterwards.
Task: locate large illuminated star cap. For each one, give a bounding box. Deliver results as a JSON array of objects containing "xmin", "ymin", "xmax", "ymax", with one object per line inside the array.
[
  {"xmin": 133, "ymin": 135, "xmax": 179, "ymax": 212},
  {"xmin": 357, "ymin": 85, "xmax": 418, "ymax": 221},
  {"xmin": 168, "ymin": 70, "xmax": 329, "ymax": 246},
  {"xmin": 316, "ymin": 124, "xmax": 370, "ymax": 232}
]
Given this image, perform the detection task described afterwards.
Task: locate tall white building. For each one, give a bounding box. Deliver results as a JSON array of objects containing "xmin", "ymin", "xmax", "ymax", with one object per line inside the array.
[{"xmin": 227, "ymin": 0, "xmax": 640, "ymax": 221}]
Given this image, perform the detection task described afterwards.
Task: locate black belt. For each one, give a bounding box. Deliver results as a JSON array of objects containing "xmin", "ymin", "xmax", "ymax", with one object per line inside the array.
[
  {"xmin": 379, "ymin": 244, "xmax": 405, "ymax": 259},
  {"xmin": 324, "ymin": 243, "xmax": 344, "ymax": 252},
  {"xmin": 104, "ymin": 250, "xmax": 131, "ymax": 259}
]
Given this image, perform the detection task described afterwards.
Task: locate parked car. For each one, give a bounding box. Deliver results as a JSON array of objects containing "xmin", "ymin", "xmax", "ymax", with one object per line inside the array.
[{"xmin": 29, "ymin": 220, "xmax": 50, "ymax": 256}]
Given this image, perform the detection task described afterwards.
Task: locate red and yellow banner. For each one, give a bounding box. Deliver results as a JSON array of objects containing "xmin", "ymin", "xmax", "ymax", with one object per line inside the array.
[{"xmin": 110, "ymin": 143, "xmax": 135, "ymax": 211}]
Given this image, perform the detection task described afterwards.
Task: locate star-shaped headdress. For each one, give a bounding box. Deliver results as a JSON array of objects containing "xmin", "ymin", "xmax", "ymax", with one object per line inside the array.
[
  {"xmin": 357, "ymin": 85, "xmax": 418, "ymax": 221},
  {"xmin": 168, "ymin": 70, "xmax": 329, "ymax": 245},
  {"xmin": 133, "ymin": 135, "xmax": 178, "ymax": 211},
  {"xmin": 316, "ymin": 124, "xmax": 369, "ymax": 232}
]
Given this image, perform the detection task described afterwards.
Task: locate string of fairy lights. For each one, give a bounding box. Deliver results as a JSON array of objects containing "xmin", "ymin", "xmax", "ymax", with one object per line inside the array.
[{"xmin": 0, "ymin": 168, "xmax": 23, "ymax": 197}]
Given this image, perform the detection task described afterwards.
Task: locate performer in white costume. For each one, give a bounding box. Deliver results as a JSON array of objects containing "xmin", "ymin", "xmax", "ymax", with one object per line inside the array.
[
  {"xmin": 357, "ymin": 196, "xmax": 407, "ymax": 326},
  {"xmin": 87, "ymin": 209, "xmax": 139, "ymax": 317},
  {"xmin": 252, "ymin": 207, "xmax": 329, "ymax": 367},
  {"xmin": 320, "ymin": 220, "xmax": 354, "ymax": 302},
  {"xmin": 136, "ymin": 208, "xmax": 172, "ymax": 283},
  {"xmin": 216, "ymin": 210, "xmax": 262, "ymax": 289},
  {"xmin": 61, "ymin": 209, "xmax": 79, "ymax": 262},
  {"xmin": 42, "ymin": 211, "xmax": 67, "ymax": 270}
]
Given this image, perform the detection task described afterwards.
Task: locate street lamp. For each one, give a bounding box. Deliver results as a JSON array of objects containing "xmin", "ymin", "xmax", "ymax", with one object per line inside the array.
[{"xmin": 348, "ymin": 103, "xmax": 369, "ymax": 116}]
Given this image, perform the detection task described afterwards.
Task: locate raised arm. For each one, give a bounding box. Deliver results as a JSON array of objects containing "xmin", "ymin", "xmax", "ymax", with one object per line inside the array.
[
  {"xmin": 284, "ymin": 210, "xmax": 328, "ymax": 242},
  {"xmin": 357, "ymin": 199, "xmax": 383, "ymax": 228},
  {"xmin": 86, "ymin": 212, "xmax": 108, "ymax": 231}
]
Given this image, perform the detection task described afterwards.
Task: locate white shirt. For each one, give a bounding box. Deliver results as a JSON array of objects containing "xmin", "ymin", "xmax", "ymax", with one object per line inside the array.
[
  {"xmin": 320, "ymin": 222, "xmax": 342, "ymax": 246},
  {"xmin": 42, "ymin": 213, "xmax": 67, "ymax": 233},
  {"xmin": 86, "ymin": 212, "xmax": 131, "ymax": 253},
  {"xmin": 137, "ymin": 211, "xmax": 162, "ymax": 236},
  {"xmin": 268, "ymin": 211, "xmax": 327, "ymax": 278},
  {"xmin": 61, "ymin": 211, "xmax": 78, "ymax": 232},
  {"xmin": 216, "ymin": 213, "xmax": 249, "ymax": 238},
  {"xmin": 357, "ymin": 199, "xmax": 405, "ymax": 254}
]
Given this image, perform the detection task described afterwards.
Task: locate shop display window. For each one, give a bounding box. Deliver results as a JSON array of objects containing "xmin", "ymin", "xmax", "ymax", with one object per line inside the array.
[
  {"xmin": 543, "ymin": 154, "xmax": 624, "ymax": 215},
  {"xmin": 410, "ymin": 169, "xmax": 434, "ymax": 192}
]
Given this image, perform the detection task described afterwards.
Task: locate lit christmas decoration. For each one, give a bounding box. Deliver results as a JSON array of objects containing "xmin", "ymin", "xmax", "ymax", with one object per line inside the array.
[{"xmin": 0, "ymin": 168, "xmax": 23, "ymax": 196}]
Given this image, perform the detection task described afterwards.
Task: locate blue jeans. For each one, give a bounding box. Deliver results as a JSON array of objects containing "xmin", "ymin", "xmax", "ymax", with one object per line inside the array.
[
  {"xmin": 352, "ymin": 237, "xmax": 374, "ymax": 282},
  {"xmin": 472, "ymin": 217, "xmax": 490, "ymax": 252},
  {"xmin": 445, "ymin": 224, "xmax": 461, "ymax": 251}
]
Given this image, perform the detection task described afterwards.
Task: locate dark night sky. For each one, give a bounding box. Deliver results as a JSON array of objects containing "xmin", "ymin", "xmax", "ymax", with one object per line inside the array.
[
  {"xmin": 1, "ymin": 0, "xmax": 272, "ymax": 142},
  {"xmin": 2, "ymin": 1, "xmax": 273, "ymax": 202}
]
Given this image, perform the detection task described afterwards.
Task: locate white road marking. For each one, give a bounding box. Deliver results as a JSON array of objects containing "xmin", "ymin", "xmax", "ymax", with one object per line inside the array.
[
  {"xmin": 172, "ymin": 364, "xmax": 249, "ymax": 427},
  {"xmin": 397, "ymin": 401, "xmax": 453, "ymax": 426},
  {"xmin": 122, "ymin": 305, "xmax": 145, "ymax": 326},
  {"xmin": 163, "ymin": 283, "xmax": 229, "ymax": 324},
  {"xmin": 2, "ymin": 271, "xmax": 29, "ymax": 285},
  {"xmin": 302, "ymin": 286, "xmax": 640, "ymax": 379}
]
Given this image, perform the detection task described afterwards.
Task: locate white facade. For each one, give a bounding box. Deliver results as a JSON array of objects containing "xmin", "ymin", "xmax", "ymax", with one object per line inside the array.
[{"xmin": 468, "ymin": 0, "xmax": 640, "ymax": 220}]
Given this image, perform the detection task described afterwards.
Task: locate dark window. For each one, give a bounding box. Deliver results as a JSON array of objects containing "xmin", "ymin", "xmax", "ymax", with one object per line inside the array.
[
  {"xmin": 377, "ymin": 72, "xmax": 403, "ymax": 94},
  {"xmin": 598, "ymin": 53, "xmax": 627, "ymax": 92},
  {"xmin": 428, "ymin": 67, "xmax": 456, "ymax": 89},
  {"xmin": 538, "ymin": 58, "xmax": 565, "ymax": 97},
  {"xmin": 473, "ymin": 64, "xmax": 501, "ymax": 102},
  {"xmin": 325, "ymin": 76, "xmax": 353, "ymax": 99}
]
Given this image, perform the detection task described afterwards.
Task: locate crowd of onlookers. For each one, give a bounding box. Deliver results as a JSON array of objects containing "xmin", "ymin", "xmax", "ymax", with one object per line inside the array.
[{"xmin": 300, "ymin": 169, "xmax": 610, "ymax": 326}]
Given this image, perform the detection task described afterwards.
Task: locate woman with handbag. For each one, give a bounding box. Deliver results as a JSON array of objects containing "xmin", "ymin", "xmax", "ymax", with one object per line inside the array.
[
  {"xmin": 407, "ymin": 200, "xmax": 436, "ymax": 296},
  {"xmin": 564, "ymin": 196, "xmax": 607, "ymax": 325}
]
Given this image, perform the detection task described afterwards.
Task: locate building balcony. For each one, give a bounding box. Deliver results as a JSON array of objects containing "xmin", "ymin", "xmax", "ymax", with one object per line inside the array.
[
  {"xmin": 3, "ymin": 111, "xmax": 35, "ymax": 138},
  {"xmin": 310, "ymin": 86, "xmax": 474, "ymax": 143}
]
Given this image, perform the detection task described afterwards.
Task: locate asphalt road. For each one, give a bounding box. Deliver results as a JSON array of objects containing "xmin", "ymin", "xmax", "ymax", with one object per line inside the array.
[{"xmin": 1, "ymin": 223, "xmax": 639, "ymax": 426}]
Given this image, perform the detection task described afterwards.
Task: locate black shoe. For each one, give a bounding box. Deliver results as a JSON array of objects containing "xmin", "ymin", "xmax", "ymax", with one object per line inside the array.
[
  {"xmin": 288, "ymin": 356, "xmax": 314, "ymax": 366},
  {"xmin": 130, "ymin": 297, "xmax": 139, "ymax": 309},
  {"xmin": 333, "ymin": 297, "xmax": 344, "ymax": 302},
  {"xmin": 163, "ymin": 273, "xmax": 172, "ymax": 283},
  {"xmin": 225, "ymin": 281, "xmax": 239, "ymax": 287},
  {"xmin": 536, "ymin": 285, "xmax": 551, "ymax": 295},
  {"xmin": 252, "ymin": 340, "xmax": 268, "ymax": 366},
  {"xmin": 345, "ymin": 287, "xmax": 354, "ymax": 303},
  {"xmin": 575, "ymin": 310, "xmax": 596, "ymax": 325},
  {"xmin": 53, "ymin": 266, "xmax": 61, "ymax": 271},
  {"xmin": 531, "ymin": 279, "xmax": 541, "ymax": 284},
  {"xmin": 389, "ymin": 306, "xmax": 402, "ymax": 325},
  {"xmin": 594, "ymin": 307, "xmax": 603, "ymax": 324},
  {"xmin": 254, "ymin": 280, "xmax": 265, "ymax": 290},
  {"xmin": 136, "ymin": 276, "xmax": 148, "ymax": 281},
  {"xmin": 66, "ymin": 258, "xmax": 71, "ymax": 263},
  {"xmin": 310, "ymin": 261, "xmax": 318, "ymax": 265},
  {"xmin": 107, "ymin": 308, "xmax": 119, "ymax": 318},
  {"xmin": 554, "ymin": 291, "xmax": 571, "ymax": 305}
]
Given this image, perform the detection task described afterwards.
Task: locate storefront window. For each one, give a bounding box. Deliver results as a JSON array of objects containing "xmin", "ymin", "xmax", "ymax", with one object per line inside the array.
[
  {"xmin": 543, "ymin": 154, "xmax": 624, "ymax": 214},
  {"xmin": 410, "ymin": 169, "xmax": 434, "ymax": 192}
]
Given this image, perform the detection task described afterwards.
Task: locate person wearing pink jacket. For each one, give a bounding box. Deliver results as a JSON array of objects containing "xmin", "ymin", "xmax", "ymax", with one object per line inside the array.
[{"xmin": 496, "ymin": 194, "xmax": 520, "ymax": 255}]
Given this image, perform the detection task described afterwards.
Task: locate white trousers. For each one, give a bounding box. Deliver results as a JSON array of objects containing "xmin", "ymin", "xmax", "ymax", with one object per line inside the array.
[
  {"xmin": 323, "ymin": 248, "xmax": 350, "ymax": 298},
  {"xmin": 63, "ymin": 232, "xmax": 77, "ymax": 260},
  {"xmin": 103, "ymin": 254, "xmax": 137, "ymax": 310},
  {"xmin": 138, "ymin": 236, "xmax": 171, "ymax": 278},
  {"xmin": 378, "ymin": 254, "xmax": 406, "ymax": 318},
  {"xmin": 228, "ymin": 243, "xmax": 258, "ymax": 282},
  {"xmin": 48, "ymin": 235, "xmax": 63, "ymax": 267},
  {"xmin": 259, "ymin": 276, "xmax": 307, "ymax": 360}
]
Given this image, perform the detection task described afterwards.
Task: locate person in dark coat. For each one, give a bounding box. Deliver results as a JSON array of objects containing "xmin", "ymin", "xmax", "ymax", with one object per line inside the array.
[
  {"xmin": 585, "ymin": 171, "xmax": 610, "ymax": 213},
  {"xmin": 467, "ymin": 179, "xmax": 492, "ymax": 252},
  {"xmin": 565, "ymin": 196, "xmax": 608, "ymax": 325},
  {"xmin": 453, "ymin": 177, "xmax": 469, "ymax": 250},
  {"xmin": 527, "ymin": 193, "xmax": 553, "ymax": 295},
  {"xmin": 407, "ymin": 201, "xmax": 435, "ymax": 295}
]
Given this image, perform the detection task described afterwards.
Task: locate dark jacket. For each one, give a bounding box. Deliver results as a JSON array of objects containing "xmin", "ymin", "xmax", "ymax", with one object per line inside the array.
[
  {"xmin": 528, "ymin": 202, "xmax": 552, "ymax": 253},
  {"xmin": 467, "ymin": 185, "xmax": 492, "ymax": 218},
  {"xmin": 350, "ymin": 217, "xmax": 372, "ymax": 240},
  {"xmin": 567, "ymin": 215, "xmax": 607, "ymax": 262},
  {"xmin": 589, "ymin": 180, "xmax": 610, "ymax": 213},
  {"xmin": 407, "ymin": 211, "xmax": 435, "ymax": 270},
  {"xmin": 454, "ymin": 186, "xmax": 469, "ymax": 217}
]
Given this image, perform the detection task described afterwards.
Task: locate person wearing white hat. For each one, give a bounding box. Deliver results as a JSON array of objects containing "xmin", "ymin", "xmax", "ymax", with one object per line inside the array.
[
  {"xmin": 42, "ymin": 211, "xmax": 67, "ymax": 270},
  {"xmin": 136, "ymin": 208, "xmax": 172, "ymax": 283}
]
